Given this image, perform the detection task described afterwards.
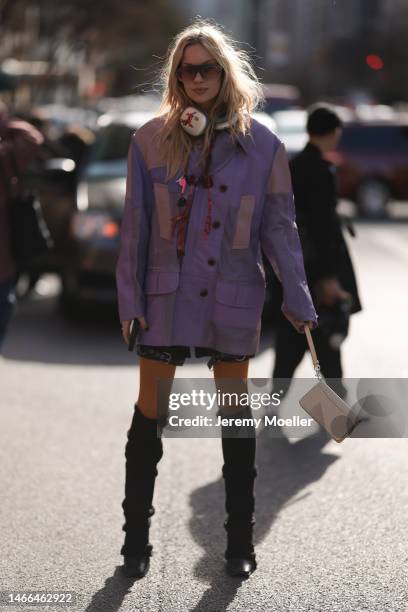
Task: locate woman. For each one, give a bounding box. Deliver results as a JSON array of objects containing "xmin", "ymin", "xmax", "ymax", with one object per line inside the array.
[{"xmin": 116, "ymin": 19, "xmax": 318, "ymax": 579}]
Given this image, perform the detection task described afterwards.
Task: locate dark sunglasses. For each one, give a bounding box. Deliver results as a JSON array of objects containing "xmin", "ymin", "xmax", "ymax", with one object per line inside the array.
[{"xmin": 176, "ymin": 63, "xmax": 223, "ymax": 82}]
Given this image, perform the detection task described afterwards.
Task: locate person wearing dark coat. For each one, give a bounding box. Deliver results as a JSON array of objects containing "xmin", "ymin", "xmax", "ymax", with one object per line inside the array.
[
  {"xmin": 271, "ymin": 104, "xmax": 362, "ymax": 398},
  {"xmin": 0, "ymin": 105, "xmax": 44, "ymax": 352}
]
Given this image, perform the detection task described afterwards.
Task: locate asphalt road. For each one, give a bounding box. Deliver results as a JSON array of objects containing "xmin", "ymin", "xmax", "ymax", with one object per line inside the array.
[{"xmin": 1, "ymin": 219, "xmax": 408, "ymax": 612}]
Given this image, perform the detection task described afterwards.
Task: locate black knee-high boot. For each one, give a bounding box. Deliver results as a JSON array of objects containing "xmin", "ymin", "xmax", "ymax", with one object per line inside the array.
[
  {"xmin": 221, "ymin": 408, "xmax": 257, "ymax": 576},
  {"xmin": 120, "ymin": 403, "xmax": 163, "ymax": 560}
]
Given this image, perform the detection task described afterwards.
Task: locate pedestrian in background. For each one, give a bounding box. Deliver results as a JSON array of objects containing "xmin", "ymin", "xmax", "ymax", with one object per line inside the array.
[
  {"xmin": 0, "ymin": 103, "xmax": 44, "ymax": 352},
  {"xmin": 116, "ymin": 19, "xmax": 318, "ymax": 579},
  {"xmin": 58, "ymin": 124, "xmax": 95, "ymax": 177},
  {"xmin": 272, "ymin": 104, "xmax": 362, "ymax": 398}
]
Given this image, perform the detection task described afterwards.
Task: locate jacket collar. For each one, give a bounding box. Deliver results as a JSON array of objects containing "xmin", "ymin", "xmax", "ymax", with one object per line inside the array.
[
  {"xmin": 211, "ymin": 128, "xmax": 252, "ymax": 173},
  {"xmin": 213, "ymin": 108, "xmax": 251, "ymax": 155},
  {"xmin": 234, "ymin": 130, "xmax": 251, "ymax": 154},
  {"xmin": 305, "ymin": 141, "xmax": 323, "ymax": 157},
  {"xmin": 188, "ymin": 127, "xmax": 250, "ymax": 176}
]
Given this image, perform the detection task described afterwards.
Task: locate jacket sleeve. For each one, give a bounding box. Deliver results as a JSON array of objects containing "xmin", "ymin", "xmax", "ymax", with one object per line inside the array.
[
  {"xmin": 260, "ymin": 140, "xmax": 319, "ymax": 328},
  {"xmin": 115, "ymin": 133, "xmax": 152, "ymax": 322}
]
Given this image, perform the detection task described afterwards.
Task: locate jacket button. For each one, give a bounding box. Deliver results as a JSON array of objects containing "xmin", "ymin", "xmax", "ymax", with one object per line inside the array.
[
  {"xmin": 219, "ymin": 184, "xmax": 228, "ymax": 192},
  {"xmin": 212, "ymin": 220, "xmax": 221, "ymax": 229},
  {"xmin": 208, "ymin": 258, "xmax": 216, "ymax": 266},
  {"xmin": 200, "ymin": 288, "xmax": 208, "ymax": 297}
]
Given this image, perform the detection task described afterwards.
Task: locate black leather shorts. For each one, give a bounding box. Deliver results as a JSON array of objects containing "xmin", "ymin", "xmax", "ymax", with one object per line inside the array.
[{"xmin": 136, "ymin": 345, "xmax": 254, "ymax": 370}]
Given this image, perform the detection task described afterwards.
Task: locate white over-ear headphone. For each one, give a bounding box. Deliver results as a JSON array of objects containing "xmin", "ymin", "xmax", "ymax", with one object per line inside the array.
[{"xmin": 180, "ymin": 106, "xmax": 232, "ymax": 137}]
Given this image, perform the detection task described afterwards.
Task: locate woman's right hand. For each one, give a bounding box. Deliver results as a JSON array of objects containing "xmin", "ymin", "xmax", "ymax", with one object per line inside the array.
[{"xmin": 121, "ymin": 316, "xmax": 149, "ymax": 345}]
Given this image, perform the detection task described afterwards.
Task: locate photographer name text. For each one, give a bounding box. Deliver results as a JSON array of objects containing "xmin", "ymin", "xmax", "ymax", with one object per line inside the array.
[{"xmin": 167, "ymin": 415, "xmax": 314, "ymax": 428}]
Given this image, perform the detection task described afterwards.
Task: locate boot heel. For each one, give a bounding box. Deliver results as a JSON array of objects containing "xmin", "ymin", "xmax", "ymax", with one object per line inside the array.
[
  {"xmin": 225, "ymin": 556, "xmax": 257, "ymax": 578},
  {"xmin": 224, "ymin": 522, "xmax": 257, "ymax": 577},
  {"xmin": 123, "ymin": 544, "xmax": 153, "ymax": 579}
]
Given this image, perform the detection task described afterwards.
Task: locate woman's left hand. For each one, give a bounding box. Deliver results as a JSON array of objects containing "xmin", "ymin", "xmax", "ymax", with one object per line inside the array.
[{"xmin": 284, "ymin": 312, "xmax": 314, "ymax": 334}]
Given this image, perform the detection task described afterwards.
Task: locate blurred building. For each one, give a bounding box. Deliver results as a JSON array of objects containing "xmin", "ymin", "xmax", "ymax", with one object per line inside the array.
[
  {"xmin": 0, "ymin": 3, "xmax": 92, "ymax": 107},
  {"xmin": 171, "ymin": 0, "xmax": 407, "ymax": 102},
  {"xmin": 2, "ymin": 0, "xmax": 407, "ymax": 107},
  {"xmin": 264, "ymin": 0, "xmax": 383, "ymax": 69},
  {"xmin": 171, "ymin": 0, "xmax": 388, "ymax": 68},
  {"xmin": 258, "ymin": 0, "xmax": 407, "ymax": 101},
  {"xmin": 0, "ymin": 0, "xmax": 182, "ymax": 107},
  {"xmin": 182, "ymin": 0, "xmax": 251, "ymax": 43}
]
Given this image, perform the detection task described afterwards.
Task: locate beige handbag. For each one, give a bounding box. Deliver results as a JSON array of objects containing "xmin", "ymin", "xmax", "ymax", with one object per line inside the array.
[{"xmin": 299, "ymin": 326, "xmax": 360, "ymax": 443}]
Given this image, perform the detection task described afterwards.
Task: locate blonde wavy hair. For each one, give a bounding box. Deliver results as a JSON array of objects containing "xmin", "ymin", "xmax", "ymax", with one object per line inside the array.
[{"xmin": 154, "ymin": 18, "xmax": 265, "ymax": 180}]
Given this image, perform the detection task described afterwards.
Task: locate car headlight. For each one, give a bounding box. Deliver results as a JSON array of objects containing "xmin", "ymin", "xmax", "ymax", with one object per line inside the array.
[{"xmin": 70, "ymin": 212, "xmax": 119, "ymax": 240}]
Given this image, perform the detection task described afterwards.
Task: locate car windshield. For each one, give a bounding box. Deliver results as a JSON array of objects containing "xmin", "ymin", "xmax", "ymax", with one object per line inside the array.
[{"xmin": 83, "ymin": 123, "xmax": 134, "ymax": 179}]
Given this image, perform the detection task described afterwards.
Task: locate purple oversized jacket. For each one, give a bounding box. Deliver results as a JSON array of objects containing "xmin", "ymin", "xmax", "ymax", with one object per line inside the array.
[{"xmin": 115, "ymin": 115, "xmax": 318, "ymax": 355}]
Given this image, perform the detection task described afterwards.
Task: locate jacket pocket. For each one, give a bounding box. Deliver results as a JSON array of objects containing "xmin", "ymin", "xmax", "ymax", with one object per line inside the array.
[
  {"xmin": 153, "ymin": 183, "xmax": 173, "ymax": 240},
  {"xmin": 232, "ymin": 195, "xmax": 256, "ymax": 249},
  {"xmin": 215, "ymin": 281, "xmax": 265, "ymax": 307},
  {"xmin": 144, "ymin": 269, "xmax": 179, "ymax": 295},
  {"xmin": 213, "ymin": 280, "xmax": 265, "ymax": 329},
  {"xmin": 143, "ymin": 269, "xmax": 179, "ymax": 344}
]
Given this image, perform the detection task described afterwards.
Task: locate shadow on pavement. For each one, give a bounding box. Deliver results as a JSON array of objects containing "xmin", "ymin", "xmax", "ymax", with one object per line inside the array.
[
  {"xmin": 188, "ymin": 425, "xmax": 337, "ymax": 612},
  {"xmin": 83, "ymin": 566, "xmax": 142, "ymax": 612}
]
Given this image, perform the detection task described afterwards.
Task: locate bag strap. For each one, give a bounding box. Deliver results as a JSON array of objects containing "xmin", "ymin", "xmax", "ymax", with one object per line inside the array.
[{"xmin": 304, "ymin": 325, "xmax": 322, "ymax": 380}]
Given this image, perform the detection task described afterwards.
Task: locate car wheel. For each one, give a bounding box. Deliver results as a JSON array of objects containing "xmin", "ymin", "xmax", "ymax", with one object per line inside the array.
[{"xmin": 356, "ymin": 179, "xmax": 390, "ymax": 218}]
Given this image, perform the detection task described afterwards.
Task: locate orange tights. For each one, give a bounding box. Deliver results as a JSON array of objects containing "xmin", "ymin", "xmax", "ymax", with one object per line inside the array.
[{"xmin": 137, "ymin": 356, "xmax": 250, "ymax": 420}]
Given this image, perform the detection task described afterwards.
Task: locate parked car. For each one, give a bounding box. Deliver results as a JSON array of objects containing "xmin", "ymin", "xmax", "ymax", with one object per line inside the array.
[
  {"xmin": 59, "ymin": 111, "xmax": 155, "ymax": 313},
  {"xmin": 273, "ymin": 106, "xmax": 408, "ymax": 218},
  {"xmin": 261, "ymin": 83, "xmax": 301, "ymax": 114},
  {"xmin": 59, "ymin": 110, "xmax": 278, "ymax": 314},
  {"xmin": 331, "ymin": 120, "xmax": 408, "ymax": 217},
  {"xmin": 273, "ymin": 109, "xmax": 309, "ymax": 156}
]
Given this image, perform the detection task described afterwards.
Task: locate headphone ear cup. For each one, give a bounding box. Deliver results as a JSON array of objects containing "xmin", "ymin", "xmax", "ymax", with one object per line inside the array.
[{"xmin": 180, "ymin": 106, "xmax": 208, "ymax": 136}]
